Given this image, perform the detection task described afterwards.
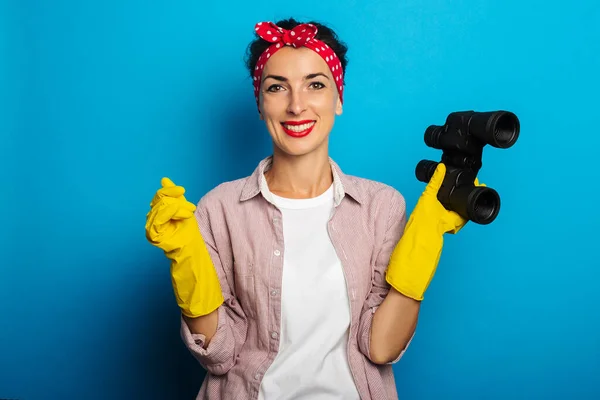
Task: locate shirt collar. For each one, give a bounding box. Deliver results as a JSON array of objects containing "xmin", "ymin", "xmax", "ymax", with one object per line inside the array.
[{"xmin": 240, "ymin": 155, "xmax": 363, "ymax": 206}]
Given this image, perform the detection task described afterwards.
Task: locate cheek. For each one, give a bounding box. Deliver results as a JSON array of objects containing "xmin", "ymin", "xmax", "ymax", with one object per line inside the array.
[
  {"xmin": 261, "ymin": 95, "xmax": 284, "ymax": 116},
  {"xmin": 310, "ymin": 94, "xmax": 338, "ymax": 115}
]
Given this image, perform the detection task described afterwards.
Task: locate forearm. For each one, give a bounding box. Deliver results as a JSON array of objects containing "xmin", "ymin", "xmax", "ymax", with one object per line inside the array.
[
  {"xmin": 369, "ymin": 287, "xmax": 420, "ymax": 364},
  {"xmin": 183, "ymin": 307, "xmax": 219, "ymax": 347}
]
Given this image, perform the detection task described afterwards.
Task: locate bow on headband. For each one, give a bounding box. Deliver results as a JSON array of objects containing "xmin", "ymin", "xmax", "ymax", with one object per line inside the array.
[
  {"xmin": 256, "ymin": 21, "xmax": 319, "ymax": 47},
  {"xmin": 252, "ymin": 21, "xmax": 344, "ymax": 109}
]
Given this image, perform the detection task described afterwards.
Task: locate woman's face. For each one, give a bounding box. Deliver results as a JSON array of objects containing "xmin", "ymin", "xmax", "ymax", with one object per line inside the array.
[{"xmin": 258, "ymin": 46, "xmax": 342, "ymax": 157}]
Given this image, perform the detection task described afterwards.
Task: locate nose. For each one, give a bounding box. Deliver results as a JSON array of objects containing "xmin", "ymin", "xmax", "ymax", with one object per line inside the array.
[{"xmin": 286, "ymin": 89, "xmax": 307, "ymax": 115}]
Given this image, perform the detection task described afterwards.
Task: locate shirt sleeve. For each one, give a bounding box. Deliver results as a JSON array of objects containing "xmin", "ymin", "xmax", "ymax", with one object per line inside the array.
[
  {"xmin": 357, "ymin": 188, "xmax": 410, "ymax": 364},
  {"xmin": 179, "ymin": 196, "xmax": 248, "ymax": 376}
]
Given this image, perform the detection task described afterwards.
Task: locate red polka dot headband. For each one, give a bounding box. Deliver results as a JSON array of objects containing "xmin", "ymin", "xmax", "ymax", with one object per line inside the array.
[{"xmin": 252, "ymin": 21, "xmax": 344, "ymax": 109}]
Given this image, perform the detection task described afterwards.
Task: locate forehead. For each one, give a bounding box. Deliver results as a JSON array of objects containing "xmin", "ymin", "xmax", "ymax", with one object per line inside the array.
[{"xmin": 262, "ymin": 46, "xmax": 331, "ymax": 77}]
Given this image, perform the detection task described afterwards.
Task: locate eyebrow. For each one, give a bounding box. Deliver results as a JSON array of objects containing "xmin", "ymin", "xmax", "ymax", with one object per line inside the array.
[{"xmin": 263, "ymin": 72, "xmax": 330, "ymax": 82}]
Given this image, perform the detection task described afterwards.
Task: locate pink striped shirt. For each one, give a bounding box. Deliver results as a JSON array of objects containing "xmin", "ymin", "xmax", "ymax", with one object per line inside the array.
[{"xmin": 180, "ymin": 156, "xmax": 409, "ymax": 399}]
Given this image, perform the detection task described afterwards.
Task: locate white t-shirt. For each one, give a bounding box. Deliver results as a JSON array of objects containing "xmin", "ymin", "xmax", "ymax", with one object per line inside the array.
[{"xmin": 258, "ymin": 183, "xmax": 360, "ymax": 400}]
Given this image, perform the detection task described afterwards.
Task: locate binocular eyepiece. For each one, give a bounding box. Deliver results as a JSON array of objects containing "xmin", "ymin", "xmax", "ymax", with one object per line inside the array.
[{"xmin": 415, "ymin": 110, "xmax": 520, "ymax": 225}]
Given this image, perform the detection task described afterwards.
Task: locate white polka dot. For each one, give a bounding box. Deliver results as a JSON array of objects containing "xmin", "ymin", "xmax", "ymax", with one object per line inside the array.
[
  {"xmin": 272, "ymin": 36, "xmax": 277, "ymax": 41},
  {"xmin": 326, "ymin": 56, "xmax": 329, "ymax": 61},
  {"xmin": 258, "ymin": 22, "xmax": 262, "ymax": 25},
  {"xmin": 276, "ymin": 43, "xmax": 281, "ymax": 48},
  {"xmin": 267, "ymin": 30, "xmax": 271, "ymax": 34},
  {"xmin": 291, "ymin": 31, "xmax": 295, "ymax": 36},
  {"xmin": 267, "ymin": 53, "xmax": 270, "ymax": 58},
  {"xmin": 321, "ymin": 47, "xmax": 325, "ymax": 51},
  {"xmin": 316, "ymin": 48, "xmax": 320, "ymax": 52}
]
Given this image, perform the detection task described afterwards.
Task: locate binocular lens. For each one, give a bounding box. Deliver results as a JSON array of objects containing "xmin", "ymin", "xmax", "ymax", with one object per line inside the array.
[
  {"xmin": 468, "ymin": 187, "xmax": 501, "ymax": 225},
  {"xmin": 492, "ymin": 112, "xmax": 520, "ymax": 149},
  {"xmin": 415, "ymin": 160, "xmax": 439, "ymax": 183},
  {"xmin": 415, "ymin": 160, "xmax": 502, "ymax": 224},
  {"xmin": 423, "ymin": 126, "xmax": 442, "ymax": 149}
]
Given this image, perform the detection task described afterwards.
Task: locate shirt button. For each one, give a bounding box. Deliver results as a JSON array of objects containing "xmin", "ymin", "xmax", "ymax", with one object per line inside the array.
[
  {"xmin": 271, "ymin": 331, "xmax": 278, "ymax": 339},
  {"xmin": 274, "ymin": 249, "xmax": 281, "ymax": 256},
  {"xmin": 255, "ymin": 373, "xmax": 261, "ymax": 380},
  {"xmin": 271, "ymin": 289, "xmax": 278, "ymax": 296}
]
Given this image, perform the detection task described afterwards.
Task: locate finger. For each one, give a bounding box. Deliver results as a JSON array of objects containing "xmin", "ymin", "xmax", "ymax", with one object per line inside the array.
[
  {"xmin": 153, "ymin": 177, "xmax": 178, "ymax": 206},
  {"xmin": 153, "ymin": 203, "xmax": 181, "ymax": 226},
  {"xmin": 158, "ymin": 185, "xmax": 185, "ymax": 198},
  {"xmin": 183, "ymin": 200, "xmax": 196, "ymax": 212},
  {"xmin": 161, "ymin": 177, "xmax": 176, "ymax": 188},
  {"xmin": 424, "ymin": 163, "xmax": 446, "ymax": 195},
  {"xmin": 172, "ymin": 207, "xmax": 195, "ymax": 220},
  {"xmin": 150, "ymin": 186, "xmax": 185, "ymax": 208}
]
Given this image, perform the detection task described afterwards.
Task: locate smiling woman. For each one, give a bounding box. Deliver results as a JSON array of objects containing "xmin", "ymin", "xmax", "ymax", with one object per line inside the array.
[
  {"xmin": 145, "ymin": 16, "xmax": 482, "ymax": 400},
  {"xmin": 249, "ymin": 20, "xmax": 345, "ymax": 175},
  {"xmin": 259, "ymin": 45, "xmax": 342, "ymax": 166}
]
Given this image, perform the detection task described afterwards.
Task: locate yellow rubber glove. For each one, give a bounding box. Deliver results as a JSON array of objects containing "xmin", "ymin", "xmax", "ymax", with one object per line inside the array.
[
  {"xmin": 145, "ymin": 178, "xmax": 224, "ymax": 317},
  {"xmin": 385, "ymin": 163, "xmax": 484, "ymax": 301}
]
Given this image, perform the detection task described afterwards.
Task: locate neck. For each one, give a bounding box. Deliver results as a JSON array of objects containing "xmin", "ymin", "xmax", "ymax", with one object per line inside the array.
[{"xmin": 265, "ymin": 145, "xmax": 333, "ymax": 199}]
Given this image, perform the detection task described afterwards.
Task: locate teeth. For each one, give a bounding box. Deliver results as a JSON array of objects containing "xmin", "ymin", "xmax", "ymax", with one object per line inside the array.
[{"xmin": 284, "ymin": 121, "xmax": 315, "ymax": 132}]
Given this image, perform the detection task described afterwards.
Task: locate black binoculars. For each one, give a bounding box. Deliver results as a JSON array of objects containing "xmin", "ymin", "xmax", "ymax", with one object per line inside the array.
[{"xmin": 415, "ymin": 110, "xmax": 520, "ymax": 224}]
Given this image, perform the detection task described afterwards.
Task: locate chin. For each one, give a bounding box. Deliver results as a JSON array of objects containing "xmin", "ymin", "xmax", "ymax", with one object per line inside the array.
[
  {"xmin": 279, "ymin": 137, "xmax": 328, "ymax": 157},
  {"xmin": 281, "ymin": 147, "xmax": 319, "ymax": 157}
]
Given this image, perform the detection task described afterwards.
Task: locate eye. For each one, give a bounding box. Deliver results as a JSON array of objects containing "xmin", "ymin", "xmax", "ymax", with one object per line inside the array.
[
  {"xmin": 267, "ymin": 84, "xmax": 285, "ymax": 92},
  {"xmin": 309, "ymin": 81, "xmax": 326, "ymax": 90}
]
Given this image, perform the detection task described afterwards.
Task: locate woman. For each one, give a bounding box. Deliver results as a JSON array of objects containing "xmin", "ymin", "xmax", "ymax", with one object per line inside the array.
[{"xmin": 145, "ymin": 18, "xmax": 478, "ymax": 400}]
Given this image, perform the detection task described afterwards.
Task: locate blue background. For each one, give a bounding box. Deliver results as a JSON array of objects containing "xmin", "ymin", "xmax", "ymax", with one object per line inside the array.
[{"xmin": 2, "ymin": 0, "xmax": 599, "ymax": 399}]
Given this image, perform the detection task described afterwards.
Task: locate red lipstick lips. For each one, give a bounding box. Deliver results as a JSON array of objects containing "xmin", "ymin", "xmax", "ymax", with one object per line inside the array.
[{"xmin": 281, "ymin": 120, "xmax": 316, "ymax": 138}]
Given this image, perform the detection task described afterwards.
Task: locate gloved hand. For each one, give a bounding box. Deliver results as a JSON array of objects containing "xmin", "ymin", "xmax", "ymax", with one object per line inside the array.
[
  {"xmin": 385, "ymin": 163, "xmax": 484, "ymax": 301},
  {"xmin": 145, "ymin": 177, "xmax": 224, "ymax": 317}
]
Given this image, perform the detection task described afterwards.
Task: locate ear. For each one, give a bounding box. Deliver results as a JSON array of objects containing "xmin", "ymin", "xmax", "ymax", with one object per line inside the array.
[{"xmin": 335, "ymin": 96, "xmax": 343, "ymax": 116}]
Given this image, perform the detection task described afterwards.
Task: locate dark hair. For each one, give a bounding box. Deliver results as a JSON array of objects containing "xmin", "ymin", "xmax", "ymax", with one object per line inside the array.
[{"xmin": 244, "ymin": 18, "xmax": 349, "ymax": 85}]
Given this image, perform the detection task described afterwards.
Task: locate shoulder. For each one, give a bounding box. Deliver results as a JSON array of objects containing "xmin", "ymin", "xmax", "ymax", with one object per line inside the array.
[
  {"xmin": 339, "ymin": 172, "xmax": 408, "ymax": 237},
  {"xmin": 193, "ymin": 177, "xmax": 251, "ymax": 238},
  {"xmin": 196, "ymin": 177, "xmax": 248, "ymax": 213},
  {"xmin": 345, "ymin": 174, "xmax": 407, "ymax": 213},
  {"xmin": 196, "ymin": 156, "xmax": 271, "ymax": 213},
  {"xmin": 198, "ymin": 177, "xmax": 249, "ymax": 207},
  {"xmin": 340, "ymin": 173, "xmax": 408, "ymax": 242}
]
